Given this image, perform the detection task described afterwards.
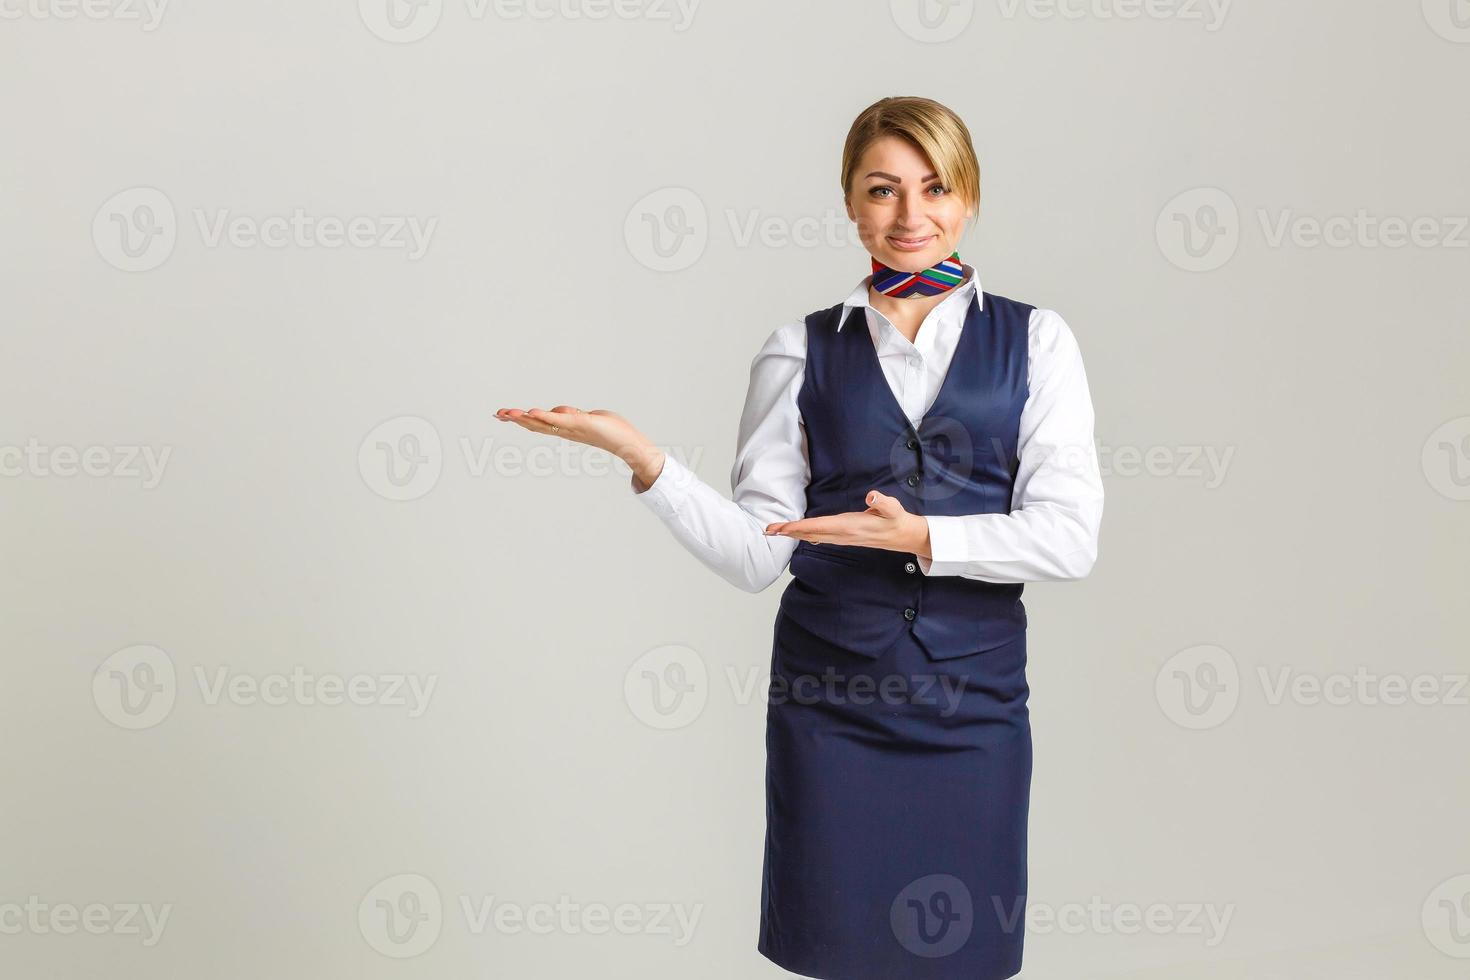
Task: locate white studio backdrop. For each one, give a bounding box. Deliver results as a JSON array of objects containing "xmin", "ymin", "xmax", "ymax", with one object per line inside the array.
[{"xmin": 2, "ymin": 1, "xmax": 1468, "ymax": 977}]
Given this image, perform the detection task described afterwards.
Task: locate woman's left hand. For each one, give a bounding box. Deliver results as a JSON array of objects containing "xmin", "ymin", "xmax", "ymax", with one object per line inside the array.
[{"xmin": 765, "ymin": 490, "xmax": 931, "ymax": 559}]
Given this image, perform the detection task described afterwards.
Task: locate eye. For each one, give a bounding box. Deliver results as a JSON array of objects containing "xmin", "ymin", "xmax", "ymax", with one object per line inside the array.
[
  {"xmin": 927, "ymin": 184, "xmax": 949, "ymax": 196},
  {"xmin": 869, "ymin": 186, "xmax": 894, "ymax": 198}
]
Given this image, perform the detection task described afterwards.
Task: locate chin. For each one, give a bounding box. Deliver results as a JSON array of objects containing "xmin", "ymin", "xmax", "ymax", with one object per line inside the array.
[{"xmin": 879, "ymin": 249, "xmax": 946, "ymax": 271}]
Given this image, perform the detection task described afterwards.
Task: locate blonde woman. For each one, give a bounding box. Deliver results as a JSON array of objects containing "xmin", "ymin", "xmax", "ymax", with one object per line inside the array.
[{"xmin": 497, "ymin": 96, "xmax": 1103, "ymax": 980}]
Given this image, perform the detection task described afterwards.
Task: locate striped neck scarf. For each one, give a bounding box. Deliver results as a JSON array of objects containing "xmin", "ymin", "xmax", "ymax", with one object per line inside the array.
[{"xmin": 870, "ymin": 250, "xmax": 964, "ymax": 298}]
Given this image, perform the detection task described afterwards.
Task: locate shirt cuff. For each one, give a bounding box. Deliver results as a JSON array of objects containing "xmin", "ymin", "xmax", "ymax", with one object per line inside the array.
[
  {"xmin": 630, "ymin": 452, "xmax": 696, "ymax": 521},
  {"xmin": 916, "ymin": 515, "xmax": 969, "ymax": 577}
]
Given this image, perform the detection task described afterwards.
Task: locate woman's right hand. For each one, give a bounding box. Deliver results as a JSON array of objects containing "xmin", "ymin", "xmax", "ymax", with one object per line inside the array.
[{"xmin": 495, "ymin": 405, "xmax": 666, "ymax": 490}]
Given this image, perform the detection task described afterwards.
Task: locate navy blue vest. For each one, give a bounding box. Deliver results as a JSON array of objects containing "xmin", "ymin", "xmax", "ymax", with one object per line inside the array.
[{"xmin": 777, "ymin": 290, "xmax": 1033, "ymax": 661}]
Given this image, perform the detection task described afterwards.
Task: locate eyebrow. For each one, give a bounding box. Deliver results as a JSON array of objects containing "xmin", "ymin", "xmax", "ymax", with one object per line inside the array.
[{"xmin": 864, "ymin": 171, "xmax": 940, "ymax": 183}]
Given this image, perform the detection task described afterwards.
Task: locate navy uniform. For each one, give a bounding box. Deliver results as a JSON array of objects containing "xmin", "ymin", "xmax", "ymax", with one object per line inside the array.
[{"xmin": 758, "ymin": 290, "xmax": 1034, "ymax": 980}]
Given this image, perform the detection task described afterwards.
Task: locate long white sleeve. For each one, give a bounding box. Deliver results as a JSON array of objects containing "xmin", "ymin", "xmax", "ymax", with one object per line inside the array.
[
  {"xmin": 916, "ymin": 308, "xmax": 1104, "ymax": 582},
  {"xmin": 631, "ymin": 323, "xmax": 807, "ymax": 594}
]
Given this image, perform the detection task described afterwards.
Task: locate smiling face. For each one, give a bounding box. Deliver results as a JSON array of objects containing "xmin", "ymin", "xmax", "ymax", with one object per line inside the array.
[{"xmin": 844, "ymin": 134, "xmax": 974, "ymax": 273}]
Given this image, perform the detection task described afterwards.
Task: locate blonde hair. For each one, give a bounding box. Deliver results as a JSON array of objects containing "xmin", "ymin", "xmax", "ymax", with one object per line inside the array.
[{"xmin": 840, "ymin": 97, "xmax": 980, "ymax": 216}]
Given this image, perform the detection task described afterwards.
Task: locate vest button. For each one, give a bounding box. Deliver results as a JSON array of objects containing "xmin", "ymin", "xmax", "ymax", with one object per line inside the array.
[
  {"xmin": 904, "ymin": 561, "xmax": 917, "ymax": 574},
  {"xmin": 905, "ymin": 437, "xmax": 919, "ymax": 451},
  {"xmin": 903, "ymin": 607, "xmax": 916, "ymax": 621},
  {"xmin": 905, "ymin": 474, "xmax": 919, "ymax": 487}
]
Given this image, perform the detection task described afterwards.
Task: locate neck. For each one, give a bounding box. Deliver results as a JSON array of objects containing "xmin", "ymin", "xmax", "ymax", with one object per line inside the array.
[
  {"xmin": 867, "ymin": 262, "xmax": 971, "ymax": 341},
  {"xmin": 867, "ymin": 286, "xmax": 950, "ymax": 337}
]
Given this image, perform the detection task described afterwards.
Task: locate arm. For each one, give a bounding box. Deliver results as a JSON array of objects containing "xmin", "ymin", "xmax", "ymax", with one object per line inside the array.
[
  {"xmin": 632, "ymin": 322, "xmax": 808, "ymax": 593},
  {"xmin": 916, "ymin": 308, "xmax": 1104, "ymax": 582}
]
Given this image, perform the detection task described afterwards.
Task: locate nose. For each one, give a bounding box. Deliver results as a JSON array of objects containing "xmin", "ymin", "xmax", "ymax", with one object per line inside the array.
[{"xmin": 895, "ymin": 192, "xmax": 923, "ymax": 231}]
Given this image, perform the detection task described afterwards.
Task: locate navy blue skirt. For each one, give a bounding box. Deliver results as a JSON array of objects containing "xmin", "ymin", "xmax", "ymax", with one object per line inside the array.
[{"xmin": 758, "ymin": 609, "xmax": 1033, "ymax": 980}]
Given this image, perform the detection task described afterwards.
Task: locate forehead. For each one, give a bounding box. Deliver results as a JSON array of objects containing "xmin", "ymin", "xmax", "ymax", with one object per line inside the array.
[{"xmin": 856, "ymin": 135, "xmax": 935, "ymax": 173}]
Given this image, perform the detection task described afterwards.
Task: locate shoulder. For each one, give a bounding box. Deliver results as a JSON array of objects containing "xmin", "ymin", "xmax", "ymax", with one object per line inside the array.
[
  {"xmin": 985, "ymin": 291, "xmax": 1081, "ymax": 355},
  {"xmin": 1025, "ymin": 307, "xmax": 1080, "ymax": 357}
]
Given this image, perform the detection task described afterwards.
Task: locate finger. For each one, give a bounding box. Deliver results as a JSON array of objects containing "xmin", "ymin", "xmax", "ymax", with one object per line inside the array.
[
  {"xmin": 523, "ymin": 408, "xmax": 585, "ymax": 440},
  {"xmin": 768, "ymin": 517, "xmax": 835, "ymax": 541}
]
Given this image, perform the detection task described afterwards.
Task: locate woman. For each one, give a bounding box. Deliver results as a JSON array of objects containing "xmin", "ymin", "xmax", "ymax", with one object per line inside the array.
[{"xmin": 496, "ymin": 96, "xmax": 1103, "ymax": 980}]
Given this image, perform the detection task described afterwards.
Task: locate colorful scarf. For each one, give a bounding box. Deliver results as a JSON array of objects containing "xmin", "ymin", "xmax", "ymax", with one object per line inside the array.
[{"xmin": 870, "ymin": 250, "xmax": 964, "ymax": 298}]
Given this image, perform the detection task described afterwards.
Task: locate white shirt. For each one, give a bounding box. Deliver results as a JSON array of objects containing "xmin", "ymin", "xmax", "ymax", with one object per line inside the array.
[{"xmin": 631, "ymin": 262, "xmax": 1104, "ymax": 594}]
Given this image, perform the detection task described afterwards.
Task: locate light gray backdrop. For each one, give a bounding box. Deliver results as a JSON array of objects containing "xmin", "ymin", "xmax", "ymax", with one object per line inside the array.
[{"xmin": 3, "ymin": 0, "xmax": 1468, "ymax": 977}]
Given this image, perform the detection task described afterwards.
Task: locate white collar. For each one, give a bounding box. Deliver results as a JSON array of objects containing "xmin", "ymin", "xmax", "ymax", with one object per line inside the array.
[{"xmin": 836, "ymin": 260, "xmax": 982, "ymax": 332}]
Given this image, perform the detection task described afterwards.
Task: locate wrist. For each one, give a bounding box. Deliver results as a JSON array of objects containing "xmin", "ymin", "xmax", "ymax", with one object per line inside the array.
[
  {"xmin": 908, "ymin": 514, "xmax": 931, "ymax": 559},
  {"xmin": 628, "ymin": 447, "xmax": 666, "ymax": 492}
]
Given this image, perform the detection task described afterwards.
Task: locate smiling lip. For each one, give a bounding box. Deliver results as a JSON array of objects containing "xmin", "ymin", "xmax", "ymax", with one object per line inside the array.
[{"xmin": 888, "ymin": 235, "xmax": 934, "ymax": 250}]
